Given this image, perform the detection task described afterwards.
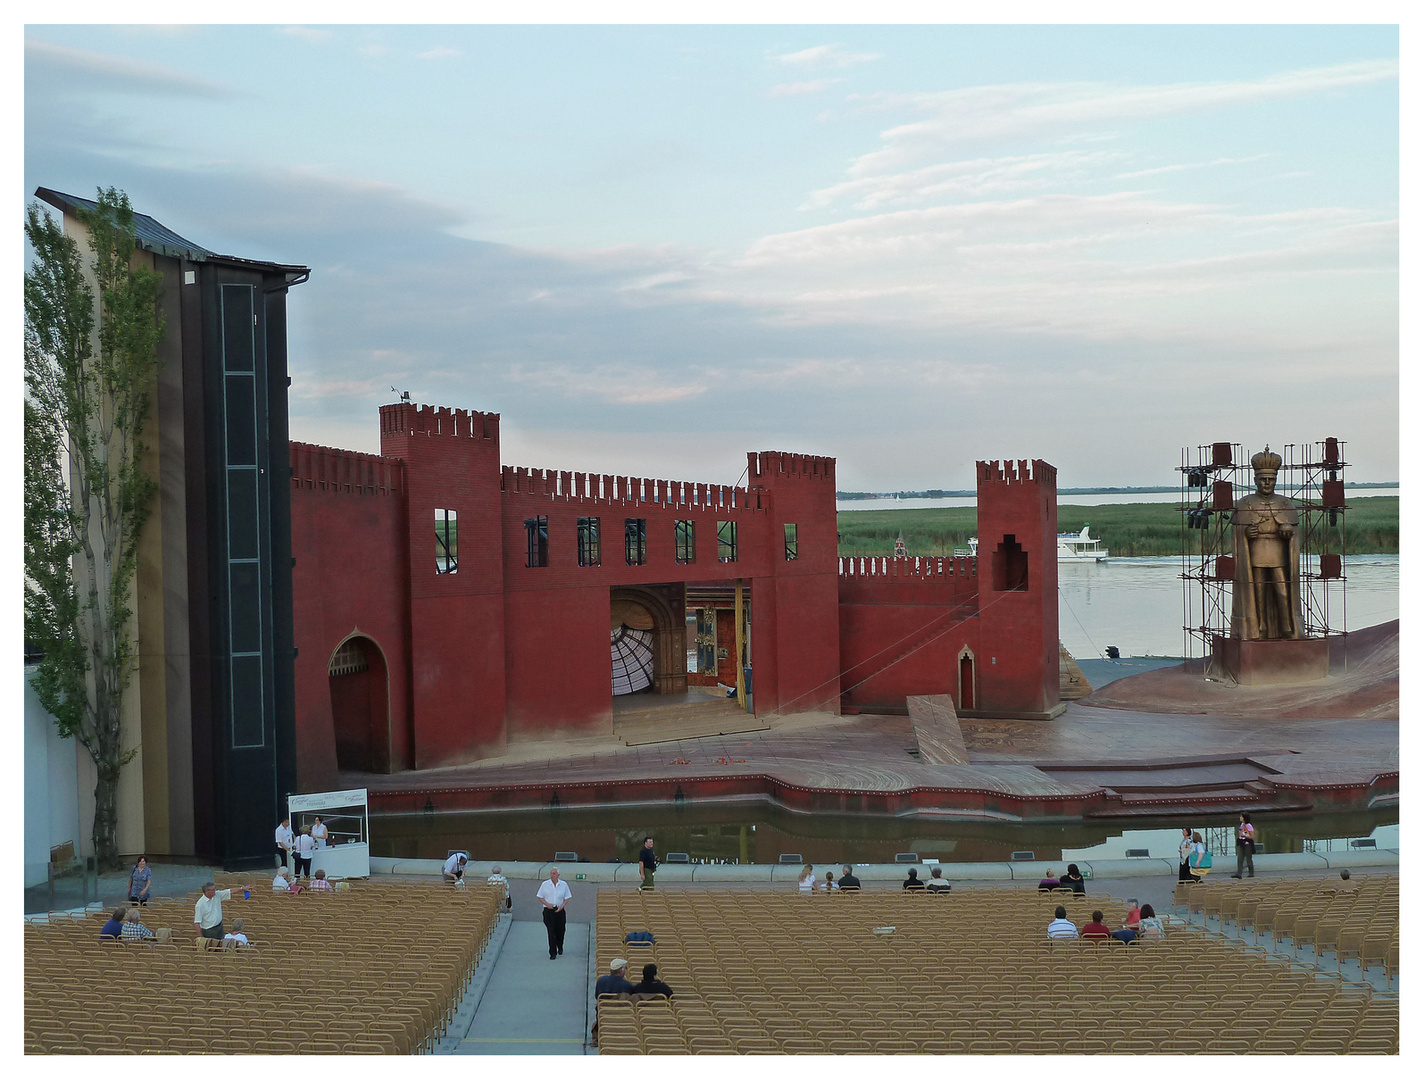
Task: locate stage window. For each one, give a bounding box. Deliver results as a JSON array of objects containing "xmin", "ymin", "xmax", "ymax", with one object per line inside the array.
[
  {"xmin": 675, "ymin": 520, "xmax": 696, "ymax": 564},
  {"xmin": 435, "ymin": 508, "xmax": 458, "ymax": 574},
  {"xmin": 578, "ymin": 516, "xmax": 601, "ymax": 567},
  {"xmin": 991, "ymin": 534, "xmax": 1028, "ymax": 591},
  {"xmin": 718, "ymin": 520, "xmax": 738, "ymax": 563},
  {"xmin": 784, "ymin": 523, "xmax": 799, "ymax": 561},
  {"xmin": 625, "ymin": 518, "xmax": 647, "ymax": 566},
  {"xmin": 525, "ymin": 516, "xmax": 549, "ymax": 568}
]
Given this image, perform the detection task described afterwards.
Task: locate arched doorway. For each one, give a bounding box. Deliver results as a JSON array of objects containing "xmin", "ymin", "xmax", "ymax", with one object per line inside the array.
[
  {"xmin": 328, "ymin": 635, "xmax": 391, "ymax": 773},
  {"xmin": 610, "ymin": 586, "xmax": 688, "ymax": 697},
  {"xmin": 957, "ymin": 648, "xmax": 977, "ymax": 712}
]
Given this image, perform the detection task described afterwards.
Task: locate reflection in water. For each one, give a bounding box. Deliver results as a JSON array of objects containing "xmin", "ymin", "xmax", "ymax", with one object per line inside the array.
[
  {"xmin": 1059, "ymin": 555, "xmax": 1398, "ymax": 659},
  {"xmin": 372, "ymin": 803, "xmax": 1397, "ymax": 866}
]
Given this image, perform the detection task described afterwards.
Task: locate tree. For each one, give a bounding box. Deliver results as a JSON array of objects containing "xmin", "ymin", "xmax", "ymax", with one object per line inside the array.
[{"xmin": 24, "ymin": 189, "xmax": 164, "ymax": 867}]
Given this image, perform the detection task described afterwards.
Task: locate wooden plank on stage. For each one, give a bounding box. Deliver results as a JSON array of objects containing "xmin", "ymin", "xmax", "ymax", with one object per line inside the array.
[{"xmin": 907, "ymin": 694, "xmax": 970, "ymax": 766}]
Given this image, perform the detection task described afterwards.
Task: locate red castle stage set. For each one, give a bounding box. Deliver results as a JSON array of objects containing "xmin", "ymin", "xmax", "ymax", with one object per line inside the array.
[{"xmin": 289, "ymin": 402, "xmax": 1062, "ymax": 791}]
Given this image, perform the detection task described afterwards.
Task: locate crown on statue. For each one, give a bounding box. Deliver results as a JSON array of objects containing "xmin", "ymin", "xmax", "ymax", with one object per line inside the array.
[{"xmin": 1251, "ymin": 446, "xmax": 1281, "ymax": 476}]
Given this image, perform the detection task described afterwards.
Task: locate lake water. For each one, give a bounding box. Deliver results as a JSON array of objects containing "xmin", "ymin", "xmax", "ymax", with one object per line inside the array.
[
  {"xmin": 836, "ymin": 489, "xmax": 1397, "ymax": 513},
  {"xmin": 1058, "ymin": 554, "xmax": 1398, "ymax": 659}
]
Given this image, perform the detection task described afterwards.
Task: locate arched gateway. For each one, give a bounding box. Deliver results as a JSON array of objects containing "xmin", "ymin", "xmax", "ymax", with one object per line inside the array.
[{"xmin": 328, "ymin": 635, "xmax": 393, "ymax": 772}]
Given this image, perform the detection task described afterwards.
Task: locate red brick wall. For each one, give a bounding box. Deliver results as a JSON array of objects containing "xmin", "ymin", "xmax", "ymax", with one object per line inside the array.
[{"xmin": 289, "ymin": 442, "xmax": 411, "ymax": 789}]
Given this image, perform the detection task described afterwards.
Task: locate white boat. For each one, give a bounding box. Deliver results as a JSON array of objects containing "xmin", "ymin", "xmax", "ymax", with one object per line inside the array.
[{"xmin": 1058, "ymin": 524, "xmax": 1109, "ymax": 562}]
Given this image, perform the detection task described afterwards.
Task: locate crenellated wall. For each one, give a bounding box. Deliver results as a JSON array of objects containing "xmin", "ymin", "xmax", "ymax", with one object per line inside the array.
[{"xmin": 288, "ymin": 403, "xmax": 1062, "ymax": 779}]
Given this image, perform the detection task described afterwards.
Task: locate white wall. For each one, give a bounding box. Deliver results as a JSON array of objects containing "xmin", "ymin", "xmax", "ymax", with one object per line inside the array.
[{"xmin": 24, "ymin": 666, "xmax": 83, "ymax": 887}]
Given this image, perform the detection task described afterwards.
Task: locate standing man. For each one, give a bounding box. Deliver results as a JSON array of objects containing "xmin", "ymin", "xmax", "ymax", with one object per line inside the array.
[
  {"xmin": 638, "ymin": 836, "xmax": 657, "ymax": 891},
  {"xmin": 193, "ymin": 881, "xmax": 244, "ymax": 943},
  {"xmin": 275, "ymin": 816, "xmax": 294, "ymax": 872},
  {"xmin": 487, "ymin": 864, "xmax": 511, "ymax": 909},
  {"xmin": 537, "ymin": 867, "xmax": 572, "ymax": 960}
]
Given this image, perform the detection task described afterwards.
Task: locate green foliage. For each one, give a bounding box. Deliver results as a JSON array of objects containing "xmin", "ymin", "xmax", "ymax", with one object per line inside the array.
[
  {"xmin": 24, "ymin": 189, "xmax": 164, "ymax": 866},
  {"xmin": 837, "ymin": 498, "xmax": 1398, "ymax": 558}
]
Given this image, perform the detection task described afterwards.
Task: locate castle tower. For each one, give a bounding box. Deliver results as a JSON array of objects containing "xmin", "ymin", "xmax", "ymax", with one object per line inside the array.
[
  {"xmin": 745, "ymin": 451, "xmax": 841, "ymax": 715},
  {"xmin": 379, "ymin": 403, "xmax": 508, "ymax": 764},
  {"xmin": 971, "ymin": 459, "xmax": 1063, "ymax": 719}
]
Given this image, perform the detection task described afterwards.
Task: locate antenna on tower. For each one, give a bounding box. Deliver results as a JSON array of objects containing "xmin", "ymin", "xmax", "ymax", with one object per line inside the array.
[{"xmin": 390, "ymin": 386, "xmax": 411, "ymax": 404}]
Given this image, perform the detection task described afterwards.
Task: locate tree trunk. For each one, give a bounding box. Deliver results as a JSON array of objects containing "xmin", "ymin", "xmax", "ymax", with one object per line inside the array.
[{"xmin": 93, "ymin": 763, "xmax": 120, "ymax": 867}]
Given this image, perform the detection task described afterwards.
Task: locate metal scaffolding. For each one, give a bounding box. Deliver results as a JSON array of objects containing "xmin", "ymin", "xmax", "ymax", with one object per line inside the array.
[{"xmin": 1179, "ymin": 439, "xmax": 1349, "ymax": 675}]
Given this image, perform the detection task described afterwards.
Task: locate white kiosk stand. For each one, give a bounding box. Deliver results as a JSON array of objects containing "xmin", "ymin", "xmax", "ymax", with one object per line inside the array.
[{"xmin": 288, "ymin": 787, "xmax": 371, "ymax": 880}]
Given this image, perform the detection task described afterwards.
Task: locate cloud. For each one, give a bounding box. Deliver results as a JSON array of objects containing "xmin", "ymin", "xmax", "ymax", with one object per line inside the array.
[
  {"xmin": 772, "ymin": 44, "xmax": 881, "ymax": 69},
  {"xmin": 767, "ymin": 79, "xmax": 844, "ymax": 98},
  {"xmin": 417, "ymin": 46, "xmax": 461, "ymax": 60},
  {"xmin": 281, "ymin": 26, "xmax": 332, "ymax": 44},
  {"xmin": 24, "ymin": 39, "xmax": 233, "ymax": 98},
  {"xmin": 1114, "ymin": 154, "xmax": 1268, "ymax": 180},
  {"xmin": 845, "ymin": 60, "xmax": 1398, "ymax": 174},
  {"xmin": 804, "ymin": 150, "xmax": 1124, "ymax": 210}
]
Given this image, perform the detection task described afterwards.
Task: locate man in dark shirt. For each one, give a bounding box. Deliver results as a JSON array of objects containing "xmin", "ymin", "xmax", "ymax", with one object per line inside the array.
[
  {"xmin": 632, "ymin": 962, "xmax": 674, "ymax": 998},
  {"xmin": 902, "ymin": 868, "xmax": 926, "ymax": 890},
  {"xmin": 638, "ymin": 836, "xmax": 657, "ymax": 890},
  {"xmin": 838, "ymin": 864, "xmax": 861, "ymax": 890},
  {"xmin": 595, "ymin": 958, "xmax": 637, "ymax": 997}
]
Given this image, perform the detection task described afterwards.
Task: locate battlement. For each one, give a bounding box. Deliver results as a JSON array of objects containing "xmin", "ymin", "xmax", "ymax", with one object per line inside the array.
[
  {"xmin": 379, "ymin": 401, "xmax": 499, "ymax": 441},
  {"xmin": 500, "ymin": 466, "xmax": 766, "ymax": 512},
  {"xmin": 290, "ymin": 441, "xmax": 404, "ymax": 497},
  {"xmin": 976, "ymin": 459, "xmax": 1057, "ymax": 487},
  {"xmin": 748, "ymin": 450, "xmax": 836, "ymax": 483},
  {"xmin": 839, "ymin": 555, "xmax": 976, "ymax": 581}
]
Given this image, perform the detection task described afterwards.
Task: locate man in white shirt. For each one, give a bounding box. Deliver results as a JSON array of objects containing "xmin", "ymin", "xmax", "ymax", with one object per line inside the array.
[
  {"xmin": 193, "ymin": 881, "xmax": 243, "ymax": 942},
  {"xmin": 275, "ymin": 817, "xmax": 294, "ymax": 872},
  {"xmin": 443, "ymin": 851, "xmax": 468, "ymax": 884},
  {"xmin": 1047, "ymin": 905, "xmax": 1079, "ymax": 940},
  {"xmin": 487, "ymin": 865, "xmax": 511, "ymax": 909},
  {"xmin": 536, "ymin": 867, "xmax": 573, "ymax": 960}
]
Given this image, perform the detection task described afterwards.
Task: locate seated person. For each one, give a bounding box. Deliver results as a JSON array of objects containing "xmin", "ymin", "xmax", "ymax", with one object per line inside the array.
[
  {"xmin": 1046, "ymin": 905, "xmax": 1078, "ymax": 940},
  {"xmin": 1059, "ymin": 864, "xmax": 1087, "ymax": 895},
  {"xmin": 837, "ymin": 865, "xmax": 861, "ymax": 890},
  {"xmin": 824, "ymin": 871, "xmax": 839, "ymax": 892},
  {"xmin": 222, "ymin": 919, "xmax": 251, "ymax": 948},
  {"xmin": 1322, "ymin": 869, "xmax": 1360, "ymax": 894},
  {"xmin": 1135, "ymin": 904, "xmax": 1164, "ymax": 940},
  {"xmin": 926, "ymin": 867, "xmax": 952, "ymax": 892},
  {"xmin": 443, "ymin": 851, "xmax": 468, "ymax": 884},
  {"xmin": 121, "ymin": 907, "xmax": 156, "ymax": 941},
  {"xmin": 1081, "ymin": 910, "xmax": 1112, "ymax": 939},
  {"xmin": 273, "ymin": 867, "xmax": 294, "ymax": 891},
  {"xmin": 595, "ymin": 957, "xmax": 637, "ymax": 997},
  {"xmin": 902, "ymin": 868, "xmax": 926, "ymax": 890},
  {"xmin": 1037, "ymin": 869, "xmax": 1060, "ymax": 892},
  {"xmin": 99, "ymin": 908, "xmax": 127, "ymax": 939},
  {"xmin": 1123, "ymin": 898, "xmax": 1141, "ymax": 928},
  {"xmin": 487, "ymin": 865, "xmax": 511, "ymax": 909},
  {"xmin": 310, "ymin": 868, "xmax": 334, "ymax": 891},
  {"xmin": 631, "ymin": 962, "xmax": 675, "ymax": 998}
]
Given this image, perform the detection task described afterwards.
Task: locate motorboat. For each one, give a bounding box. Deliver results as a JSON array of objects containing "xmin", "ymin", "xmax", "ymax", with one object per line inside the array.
[{"xmin": 1058, "ymin": 524, "xmax": 1109, "ymax": 562}]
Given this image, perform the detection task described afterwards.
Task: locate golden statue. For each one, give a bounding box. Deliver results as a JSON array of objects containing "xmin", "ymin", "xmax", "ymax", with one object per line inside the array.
[{"xmin": 1231, "ymin": 447, "xmax": 1302, "ymax": 640}]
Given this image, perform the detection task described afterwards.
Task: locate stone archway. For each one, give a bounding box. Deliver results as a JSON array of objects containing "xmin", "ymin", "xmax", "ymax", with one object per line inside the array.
[
  {"xmin": 610, "ymin": 584, "xmax": 688, "ymax": 697},
  {"xmin": 328, "ymin": 634, "xmax": 392, "ymax": 773},
  {"xmin": 957, "ymin": 647, "xmax": 977, "ymax": 713}
]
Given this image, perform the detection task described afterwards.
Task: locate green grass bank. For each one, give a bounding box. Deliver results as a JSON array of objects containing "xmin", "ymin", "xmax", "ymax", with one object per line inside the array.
[{"xmin": 837, "ymin": 496, "xmax": 1398, "ymax": 558}]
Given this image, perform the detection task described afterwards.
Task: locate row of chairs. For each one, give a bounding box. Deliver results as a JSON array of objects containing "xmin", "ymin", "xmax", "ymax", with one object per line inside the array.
[
  {"xmin": 594, "ymin": 885, "xmax": 1396, "ymax": 1054},
  {"xmin": 25, "ymin": 879, "xmax": 504, "ymax": 1054}
]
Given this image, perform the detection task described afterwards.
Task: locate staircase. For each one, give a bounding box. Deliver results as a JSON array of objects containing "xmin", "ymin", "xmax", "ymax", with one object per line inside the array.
[{"xmin": 612, "ymin": 694, "xmax": 768, "ymax": 747}]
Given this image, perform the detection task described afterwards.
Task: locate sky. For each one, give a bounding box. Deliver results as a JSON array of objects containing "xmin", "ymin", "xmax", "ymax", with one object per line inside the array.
[{"xmin": 22, "ymin": 16, "xmax": 1401, "ymax": 491}]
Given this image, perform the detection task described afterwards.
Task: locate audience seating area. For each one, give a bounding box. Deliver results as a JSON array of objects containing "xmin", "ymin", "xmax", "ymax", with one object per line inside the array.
[
  {"xmin": 24, "ymin": 877, "xmax": 503, "ymax": 1054},
  {"xmin": 595, "ymin": 885, "xmax": 1398, "ymax": 1054},
  {"xmin": 1178, "ymin": 874, "xmax": 1399, "ymax": 986}
]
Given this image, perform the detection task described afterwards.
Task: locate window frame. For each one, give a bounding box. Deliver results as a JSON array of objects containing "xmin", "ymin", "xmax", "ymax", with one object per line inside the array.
[
  {"xmin": 577, "ymin": 516, "xmax": 602, "ymax": 567},
  {"xmin": 784, "ymin": 522, "xmax": 799, "ymax": 561},
  {"xmin": 524, "ymin": 515, "xmax": 549, "ymax": 568},
  {"xmin": 435, "ymin": 508, "xmax": 458, "ymax": 574},
  {"xmin": 717, "ymin": 520, "xmax": 738, "ymax": 563},
  {"xmin": 624, "ymin": 518, "xmax": 647, "ymax": 566},
  {"xmin": 675, "ymin": 519, "xmax": 696, "ymax": 564}
]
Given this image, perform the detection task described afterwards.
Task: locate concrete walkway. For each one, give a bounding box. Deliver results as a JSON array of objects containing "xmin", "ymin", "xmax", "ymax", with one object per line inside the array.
[{"xmin": 449, "ymin": 919, "xmax": 592, "ymax": 1055}]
